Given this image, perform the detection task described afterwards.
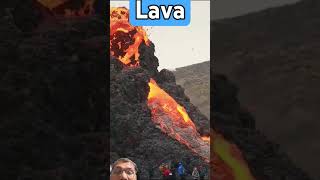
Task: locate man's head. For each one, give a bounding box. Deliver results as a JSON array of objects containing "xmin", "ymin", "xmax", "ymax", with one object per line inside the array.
[{"xmin": 110, "ymin": 158, "xmax": 138, "ymax": 180}]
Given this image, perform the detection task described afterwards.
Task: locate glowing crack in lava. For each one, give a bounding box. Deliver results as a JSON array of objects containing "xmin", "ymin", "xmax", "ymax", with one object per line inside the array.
[
  {"xmin": 36, "ymin": 0, "xmax": 95, "ymax": 17},
  {"xmin": 110, "ymin": 7, "xmax": 150, "ymax": 66},
  {"xmin": 201, "ymin": 135, "xmax": 210, "ymax": 143},
  {"xmin": 148, "ymin": 79, "xmax": 210, "ymax": 162}
]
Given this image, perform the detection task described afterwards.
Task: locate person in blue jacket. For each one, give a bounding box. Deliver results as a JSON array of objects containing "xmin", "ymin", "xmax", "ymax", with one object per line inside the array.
[{"xmin": 177, "ymin": 162, "xmax": 186, "ymax": 180}]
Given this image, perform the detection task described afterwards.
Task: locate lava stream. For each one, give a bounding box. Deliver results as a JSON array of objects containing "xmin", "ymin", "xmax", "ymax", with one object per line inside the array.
[
  {"xmin": 147, "ymin": 79, "xmax": 210, "ymax": 162},
  {"xmin": 211, "ymin": 130, "xmax": 255, "ymax": 180}
]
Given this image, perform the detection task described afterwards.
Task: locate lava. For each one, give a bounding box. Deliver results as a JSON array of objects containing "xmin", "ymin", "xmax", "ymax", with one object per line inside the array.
[
  {"xmin": 110, "ymin": 7, "xmax": 150, "ymax": 66},
  {"xmin": 36, "ymin": 0, "xmax": 95, "ymax": 17},
  {"xmin": 147, "ymin": 78, "xmax": 209, "ymax": 162},
  {"xmin": 211, "ymin": 129, "xmax": 255, "ymax": 180},
  {"xmin": 148, "ymin": 79, "xmax": 196, "ymax": 128},
  {"xmin": 201, "ymin": 136, "xmax": 210, "ymax": 143},
  {"xmin": 110, "ymin": 6, "xmax": 256, "ymax": 179}
]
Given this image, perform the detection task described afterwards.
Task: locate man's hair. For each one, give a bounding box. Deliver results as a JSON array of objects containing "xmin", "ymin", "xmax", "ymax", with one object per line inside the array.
[{"xmin": 112, "ymin": 158, "xmax": 138, "ymax": 173}]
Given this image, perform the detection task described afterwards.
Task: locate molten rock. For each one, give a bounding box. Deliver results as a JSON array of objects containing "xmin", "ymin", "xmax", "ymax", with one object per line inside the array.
[{"xmin": 110, "ymin": 41, "xmax": 210, "ymax": 178}]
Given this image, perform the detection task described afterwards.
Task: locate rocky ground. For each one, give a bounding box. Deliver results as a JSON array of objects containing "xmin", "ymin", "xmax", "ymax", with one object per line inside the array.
[
  {"xmin": 212, "ymin": 74, "xmax": 312, "ymax": 179},
  {"xmin": 0, "ymin": 3, "xmax": 108, "ymax": 179}
]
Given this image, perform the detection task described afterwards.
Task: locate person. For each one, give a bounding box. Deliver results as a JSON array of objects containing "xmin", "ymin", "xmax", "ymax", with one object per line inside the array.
[
  {"xmin": 169, "ymin": 162, "xmax": 177, "ymax": 180},
  {"xmin": 177, "ymin": 162, "xmax": 186, "ymax": 180},
  {"xmin": 192, "ymin": 167, "xmax": 200, "ymax": 180},
  {"xmin": 110, "ymin": 158, "xmax": 138, "ymax": 180},
  {"xmin": 162, "ymin": 164, "xmax": 171, "ymax": 180},
  {"xmin": 198, "ymin": 166, "xmax": 206, "ymax": 180},
  {"xmin": 159, "ymin": 164, "xmax": 165, "ymax": 177}
]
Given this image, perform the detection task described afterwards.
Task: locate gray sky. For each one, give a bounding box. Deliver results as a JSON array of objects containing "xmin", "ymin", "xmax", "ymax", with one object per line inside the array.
[{"xmin": 111, "ymin": 0, "xmax": 301, "ymax": 70}]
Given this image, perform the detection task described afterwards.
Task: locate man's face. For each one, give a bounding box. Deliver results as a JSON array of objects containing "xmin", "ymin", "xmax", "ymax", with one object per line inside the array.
[{"xmin": 110, "ymin": 162, "xmax": 137, "ymax": 180}]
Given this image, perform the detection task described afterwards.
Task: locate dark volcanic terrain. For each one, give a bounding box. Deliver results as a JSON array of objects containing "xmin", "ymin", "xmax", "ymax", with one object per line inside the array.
[
  {"xmin": 176, "ymin": 0, "xmax": 320, "ymax": 178},
  {"xmin": 0, "ymin": 1, "xmax": 108, "ymax": 179},
  {"xmin": 212, "ymin": 0, "xmax": 320, "ymax": 178}
]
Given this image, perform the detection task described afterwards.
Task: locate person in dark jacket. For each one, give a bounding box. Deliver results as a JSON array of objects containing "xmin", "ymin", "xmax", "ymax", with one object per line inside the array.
[
  {"xmin": 169, "ymin": 162, "xmax": 177, "ymax": 180},
  {"xmin": 198, "ymin": 165, "xmax": 206, "ymax": 180}
]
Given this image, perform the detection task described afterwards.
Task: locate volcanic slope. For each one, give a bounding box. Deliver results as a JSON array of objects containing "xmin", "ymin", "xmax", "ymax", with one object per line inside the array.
[
  {"xmin": 213, "ymin": 0, "xmax": 320, "ymax": 178},
  {"xmin": 109, "ymin": 6, "xmax": 267, "ymax": 180},
  {"xmin": 174, "ymin": 60, "xmax": 313, "ymax": 179},
  {"xmin": 109, "ymin": 7, "xmax": 211, "ymax": 179},
  {"xmin": 174, "ymin": 61, "xmax": 210, "ymax": 119},
  {"xmin": 212, "ymin": 74, "xmax": 312, "ymax": 180}
]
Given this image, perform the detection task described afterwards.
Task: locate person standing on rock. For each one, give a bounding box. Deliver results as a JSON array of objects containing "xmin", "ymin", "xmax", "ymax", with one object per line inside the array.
[
  {"xmin": 198, "ymin": 165, "xmax": 206, "ymax": 180},
  {"xmin": 192, "ymin": 167, "xmax": 200, "ymax": 180},
  {"xmin": 169, "ymin": 162, "xmax": 177, "ymax": 180},
  {"xmin": 162, "ymin": 164, "xmax": 171, "ymax": 180},
  {"xmin": 110, "ymin": 158, "xmax": 138, "ymax": 180},
  {"xmin": 177, "ymin": 162, "xmax": 186, "ymax": 180}
]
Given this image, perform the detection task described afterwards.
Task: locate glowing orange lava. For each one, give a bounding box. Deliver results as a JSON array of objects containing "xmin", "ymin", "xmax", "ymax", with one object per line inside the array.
[
  {"xmin": 110, "ymin": 6, "xmax": 256, "ymax": 179},
  {"xmin": 201, "ymin": 136, "xmax": 210, "ymax": 143},
  {"xmin": 148, "ymin": 79, "xmax": 197, "ymax": 128},
  {"xmin": 148, "ymin": 78, "xmax": 209, "ymax": 162},
  {"xmin": 110, "ymin": 7, "xmax": 150, "ymax": 67},
  {"xmin": 211, "ymin": 129, "xmax": 255, "ymax": 180}
]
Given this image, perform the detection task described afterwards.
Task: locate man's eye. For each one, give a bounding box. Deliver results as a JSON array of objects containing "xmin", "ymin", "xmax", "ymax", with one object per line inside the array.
[
  {"xmin": 112, "ymin": 169, "xmax": 121, "ymax": 174},
  {"xmin": 126, "ymin": 170, "xmax": 134, "ymax": 175}
]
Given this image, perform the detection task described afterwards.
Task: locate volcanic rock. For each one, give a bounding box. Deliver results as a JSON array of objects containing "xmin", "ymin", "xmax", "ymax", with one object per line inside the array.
[
  {"xmin": 0, "ymin": 8, "xmax": 107, "ymax": 180},
  {"xmin": 213, "ymin": 0, "xmax": 320, "ymax": 178},
  {"xmin": 212, "ymin": 74, "xmax": 312, "ymax": 179},
  {"xmin": 110, "ymin": 41, "xmax": 210, "ymax": 178},
  {"xmin": 174, "ymin": 61, "xmax": 313, "ymax": 178}
]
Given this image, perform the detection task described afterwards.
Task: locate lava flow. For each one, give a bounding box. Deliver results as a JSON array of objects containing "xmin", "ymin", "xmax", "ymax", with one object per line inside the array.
[
  {"xmin": 36, "ymin": 0, "xmax": 95, "ymax": 17},
  {"xmin": 110, "ymin": 7, "xmax": 150, "ymax": 66},
  {"xmin": 148, "ymin": 79, "xmax": 210, "ymax": 162},
  {"xmin": 211, "ymin": 130, "xmax": 255, "ymax": 180},
  {"xmin": 110, "ymin": 6, "xmax": 256, "ymax": 179}
]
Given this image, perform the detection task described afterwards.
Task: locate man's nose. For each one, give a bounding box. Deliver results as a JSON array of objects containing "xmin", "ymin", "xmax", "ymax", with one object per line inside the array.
[{"xmin": 119, "ymin": 171, "xmax": 129, "ymax": 180}]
